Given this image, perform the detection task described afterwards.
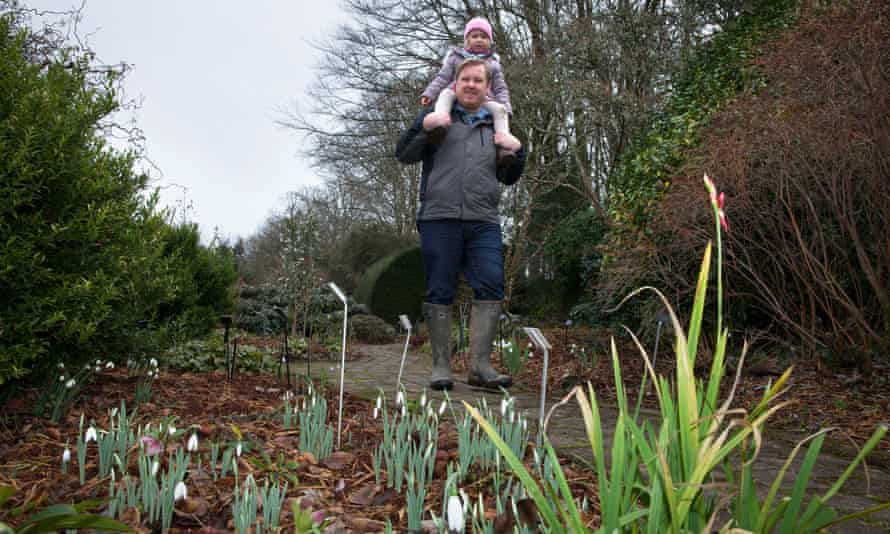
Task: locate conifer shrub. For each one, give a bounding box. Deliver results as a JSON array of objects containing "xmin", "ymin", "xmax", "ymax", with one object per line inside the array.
[{"xmin": 354, "ymin": 246, "xmax": 425, "ymax": 325}]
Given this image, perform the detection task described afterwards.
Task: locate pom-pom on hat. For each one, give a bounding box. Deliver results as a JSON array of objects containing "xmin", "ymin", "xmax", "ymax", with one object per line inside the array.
[{"xmin": 464, "ymin": 17, "xmax": 492, "ymax": 41}]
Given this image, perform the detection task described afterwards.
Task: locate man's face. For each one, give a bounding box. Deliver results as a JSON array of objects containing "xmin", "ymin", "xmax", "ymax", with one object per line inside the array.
[{"xmin": 455, "ymin": 64, "xmax": 489, "ymax": 112}]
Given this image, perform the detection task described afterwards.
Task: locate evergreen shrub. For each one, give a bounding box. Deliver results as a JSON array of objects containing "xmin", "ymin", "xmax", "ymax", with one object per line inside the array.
[{"xmin": 355, "ymin": 246, "xmax": 425, "ymax": 325}]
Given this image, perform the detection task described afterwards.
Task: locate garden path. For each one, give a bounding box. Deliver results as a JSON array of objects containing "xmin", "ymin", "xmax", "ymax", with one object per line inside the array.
[{"xmin": 343, "ymin": 342, "xmax": 890, "ymax": 533}]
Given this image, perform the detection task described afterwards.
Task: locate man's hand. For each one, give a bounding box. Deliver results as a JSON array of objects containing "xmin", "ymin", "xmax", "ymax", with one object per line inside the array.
[
  {"xmin": 423, "ymin": 112, "xmax": 451, "ymax": 132},
  {"xmin": 494, "ymin": 132, "xmax": 521, "ymax": 152},
  {"xmin": 420, "ymin": 96, "xmax": 431, "ymax": 106}
]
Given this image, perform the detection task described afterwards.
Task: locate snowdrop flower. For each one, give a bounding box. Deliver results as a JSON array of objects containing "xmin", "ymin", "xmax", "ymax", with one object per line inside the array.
[
  {"xmin": 400, "ymin": 404, "xmax": 406, "ymax": 418},
  {"xmin": 149, "ymin": 358, "xmax": 158, "ymax": 368},
  {"xmin": 57, "ymin": 362, "xmax": 65, "ymax": 369},
  {"xmin": 500, "ymin": 399, "xmax": 508, "ymax": 417},
  {"xmin": 281, "ymin": 356, "xmax": 286, "ymax": 363},
  {"xmin": 235, "ymin": 441, "xmax": 242, "ymax": 457},
  {"xmin": 151, "ymin": 460, "xmax": 160, "ymax": 477},
  {"xmin": 372, "ymin": 406, "xmax": 379, "ymax": 419},
  {"xmin": 95, "ymin": 359, "xmax": 101, "ymax": 365},
  {"xmin": 395, "ymin": 391, "xmax": 404, "ymax": 406},
  {"xmin": 173, "ymin": 481, "xmax": 188, "ymax": 501},
  {"xmin": 419, "ymin": 391, "xmax": 427, "ymax": 408},
  {"xmin": 447, "ymin": 495, "xmax": 464, "ymax": 533},
  {"xmin": 59, "ymin": 375, "xmax": 65, "ymax": 382},
  {"xmin": 187, "ymin": 433, "xmax": 199, "ymax": 452},
  {"xmin": 62, "ymin": 447, "xmax": 71, "ymax": 464},
  {"xmin": 375, "ymin": 394, "xmax": 383, "ymax": 411},
  {"xmin": 84, "ymin": 426, "xmax": 97, "ymax": 443},
  {"xmin": 65, "ymin": 378, "xmax": 75, "ymax": 388},
  {"xmin": 94, "ymin": 366, "xmax": 101, "ymax": 373},
  {"xmin": 167, "ymin": 425, "xmax": 177, "ymax": 436},
  {"xmin": 439, "ymin": 399, "xmax": 447, "ymax": 416},
  {"xmin": 522, "ymin": 418, "xmax": 527, "ymax": 432},
  {"xmin": 509, "ymin": 410, "xmax": 515, "ymax": 425},
  {"xmin": 105, "ymin": 361, "xmax": 114, "ymax": 369}
]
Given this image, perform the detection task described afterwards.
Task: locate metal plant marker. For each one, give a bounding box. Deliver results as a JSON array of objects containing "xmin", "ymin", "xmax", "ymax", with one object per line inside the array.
[
  {"xmin": 221, "ymin": 315, "xmax": 235, "ymax": 380},
  {"xmin": 653, "ymin": 307, "xmax": 670, "ymax": 369},
  {"xmin": 523, "ymin": 327, "xmax": 552, "ymax": 446},
  {"xmin": 327, "ymin": 281, "xmax": 348, "ymax": 450},
  {"xmin": 395, "ymin": 314, "xmax": 412, "ymax": 400}
]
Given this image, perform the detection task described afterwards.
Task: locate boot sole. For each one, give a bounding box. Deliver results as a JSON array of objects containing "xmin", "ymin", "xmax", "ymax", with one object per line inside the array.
[
  {"xmin": 430, "ymin": 379, "xmax": 454, "ymax": 391},
  {"xmin": 467, "ymin": 376, "xmax": 513, "ymax": 389}
]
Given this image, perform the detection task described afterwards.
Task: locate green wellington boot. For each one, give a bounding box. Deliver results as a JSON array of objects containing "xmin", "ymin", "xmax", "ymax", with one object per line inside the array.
[
  {"xmin": 423, "ymin": 302, "xmax": 454, "ymax": 391},
  {"xmin": 467, "ymin": 300, "xmax": 512, "ymax": 389}
]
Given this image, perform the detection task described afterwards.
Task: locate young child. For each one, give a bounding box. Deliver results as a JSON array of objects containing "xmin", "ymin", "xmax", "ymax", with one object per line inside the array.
[{"xmin": 421, "ymin": 17, "xmax": 519, "ymax": 165}]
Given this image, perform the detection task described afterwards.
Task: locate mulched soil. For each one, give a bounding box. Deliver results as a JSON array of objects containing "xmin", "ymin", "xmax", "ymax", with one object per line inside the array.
[
  {"xmin": 0, "ymin": 352, "xmax": 592, "ymax": 533},
  {"xmin": 0, "ymin": 328, "xmax": 886, "ymax": 532}
]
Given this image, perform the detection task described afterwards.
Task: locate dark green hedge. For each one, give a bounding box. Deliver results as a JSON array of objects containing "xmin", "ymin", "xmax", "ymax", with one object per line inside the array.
[{"xmin": 355, "ymin": 246, "xmax": 425, "ymax": 325}]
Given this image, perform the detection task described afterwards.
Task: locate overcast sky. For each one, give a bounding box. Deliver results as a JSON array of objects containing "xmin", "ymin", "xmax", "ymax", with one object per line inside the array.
[{"xmin": 30, "ymin": 1, "xmax": 348, "ymax": 242}]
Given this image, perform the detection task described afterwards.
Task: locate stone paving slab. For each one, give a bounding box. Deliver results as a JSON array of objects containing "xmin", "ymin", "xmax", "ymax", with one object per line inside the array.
[{"xmin": 340, "ymin": 342, "xmax": 890, "ymax": 533}]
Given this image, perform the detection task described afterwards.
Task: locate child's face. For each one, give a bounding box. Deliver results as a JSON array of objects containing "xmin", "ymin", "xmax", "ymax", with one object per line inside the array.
[{"xmin": 465, "ymin": 29, "xmax": 491, "ymax": 52}]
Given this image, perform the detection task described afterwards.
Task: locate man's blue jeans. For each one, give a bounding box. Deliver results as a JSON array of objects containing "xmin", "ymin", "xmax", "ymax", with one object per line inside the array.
[{"xmin": 417, "ymin": 219, "xmax": 504, "ymax": 305}]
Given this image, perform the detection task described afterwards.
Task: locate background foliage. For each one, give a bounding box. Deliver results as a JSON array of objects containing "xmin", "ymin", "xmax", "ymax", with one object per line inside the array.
[{"xmin": 0, "ymin": 8, "xmax": 237, "ymax": 390}]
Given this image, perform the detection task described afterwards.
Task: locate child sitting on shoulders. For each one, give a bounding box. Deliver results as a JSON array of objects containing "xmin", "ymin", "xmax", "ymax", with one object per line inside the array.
[{"xmin": 421, "ymin": 16, "xmax": 520, "ymax": 166}]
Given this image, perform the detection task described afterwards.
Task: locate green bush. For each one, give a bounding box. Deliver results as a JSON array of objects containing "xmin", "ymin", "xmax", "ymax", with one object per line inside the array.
[
  {"xmin": 349, "ymin": 313, "xmax": 396, "ymax": 344},
  {"xmin": 0, "ymin": 14, "xmax": 237, "ymax": 390},
  {"xmin": 0, "ymin": 15, "xmax": 171, "ymax": 385},
  {"xmin": 354, "ymin": 246, "xmax": 425, "ymax": 325}
]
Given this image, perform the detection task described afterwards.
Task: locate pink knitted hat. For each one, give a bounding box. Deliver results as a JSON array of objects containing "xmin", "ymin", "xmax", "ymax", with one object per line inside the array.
[{"xmin": 464, "ymin": 17, "xmax": 492, "ymax": 41}]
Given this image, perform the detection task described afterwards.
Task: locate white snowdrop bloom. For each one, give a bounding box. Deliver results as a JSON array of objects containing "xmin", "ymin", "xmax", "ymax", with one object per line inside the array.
[
  {"xmin": 105, "ymin": 361, "xmax": 114, "ymax": 369},
  {"xmin": 110, "ymin": 407, "xmax": 118, "ymax": 418},
  {"xmin": 420, "ymin": 392, "xmax": 427, "ymax": 408},
  {"xmin": 59, "ymin": 375, "xmax": 65, "ymax": 382},
  {"xmin": 167, "ymin": 425, "xmax": 176, "ymax": 436},
  {"xmin": 57, "ymin": 362, "xmax": 65, "ymax": 369},
  {"xmin": 522, "ymin": 418, "xmax": 527, "ymax": 431},
  {"xmin": 149, "ymin": 358, "xmax": 158, "ymax": 367},
  {"xmin": 173, "ymin": 481, "xmax": 188, "ymax": 501},
  {"xmin": 187, "ymin": 433, "xmax": 199, "ymax": 452},
  {"xmin": 281, "ymin": 356, "xmax": 286, "ymax": 363},
  {"xmin": 395, "ymin": 391, "xmax": 404, "ymax": 406},
  {"xmin": 235, "ymin": 442, "xmax": 242, "ymax": 457},
  {"xmin": 509, "ymin": 410, "xmax": 515, "ymax": 425},
  {"xmin": 438, "ymin": 399, "xmax": 447, "ymax": 416},
  {"xmin": 110, "ymin": 467, "xmax": 116, "ymax": 483},
  {"xmin": 84, "ymin": 426, "xmax": 97, "ymax": 443},
  {"xmin": 500, "ymin": 399, "xmax": 508, "ymax": 416},
  {"xmin": 447, "ymin": 495, "xmax": 464, "ymax": 533},
  {"xmin": 62, "ymin": 447, "xmax": 71, "ymax": 463},
  {"xmin": 372, "ymin": 407, "xmax": 379, "ymax": 420},
  {"xmin": 375, "ymin": 394, "xmax": 382, "ymax": 411},
  {"xmin": 95, "ymin": 359, "xmax": 101, "ymax": 365},
  {"xmin": 427, "ymin": 406, "xmax": 435, "ymax": 420},
  {"xmin": 94, "ymin": 366, "xmax": 101, "ymax": 373},
  {"xmin": 400, "ymin": 404, "xmax": 406, "ymax": 418},
  {"xmin": 151, "ymin": 460, "xmax": 160, "ymax": 477}
]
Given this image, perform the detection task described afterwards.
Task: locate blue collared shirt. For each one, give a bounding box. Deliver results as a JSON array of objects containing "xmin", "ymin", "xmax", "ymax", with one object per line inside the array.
[{"xmin": 454, "ymin": 103, "xmax": 491, "ymax": 126}]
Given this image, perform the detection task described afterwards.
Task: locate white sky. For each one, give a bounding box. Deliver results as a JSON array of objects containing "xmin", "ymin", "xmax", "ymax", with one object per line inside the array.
[{"xmin": 29, "ymin": 1, "xmax": 348, "ymax": 242}]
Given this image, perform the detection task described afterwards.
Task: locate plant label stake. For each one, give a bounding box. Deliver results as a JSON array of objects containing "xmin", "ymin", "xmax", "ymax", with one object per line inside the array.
[
  {"xmin": 275, "ymin": 308, "xmax": 291, "ymax": 389},
  {"xmin": 221, "ymin": 314, "xmax": 234, "ymax": 380},
  {"xmin": 653, "ymin": 307, "xmax": 670, "ymax": 370},
  {"xmin": 523, "ymin": 327, "xmax": 552, "ymax": 447},
  {"xmin": 395, "ymin": 314, "xmax": 412, "ymax": 400},
  {"xmin": 328, "ymin": 281, "xmax": 348, "ymax": 450}
]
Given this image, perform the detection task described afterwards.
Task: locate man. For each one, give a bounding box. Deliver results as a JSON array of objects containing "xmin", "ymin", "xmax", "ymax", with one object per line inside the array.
[{"xmin": 395, "ymin": 58, "xmax": 526, "ymax": 391}]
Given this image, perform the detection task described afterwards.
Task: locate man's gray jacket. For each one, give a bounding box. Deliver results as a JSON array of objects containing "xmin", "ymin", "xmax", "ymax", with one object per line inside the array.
[{"xmin": 395, "ymin": 106, "xmax": 526, "ymax": 224}]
